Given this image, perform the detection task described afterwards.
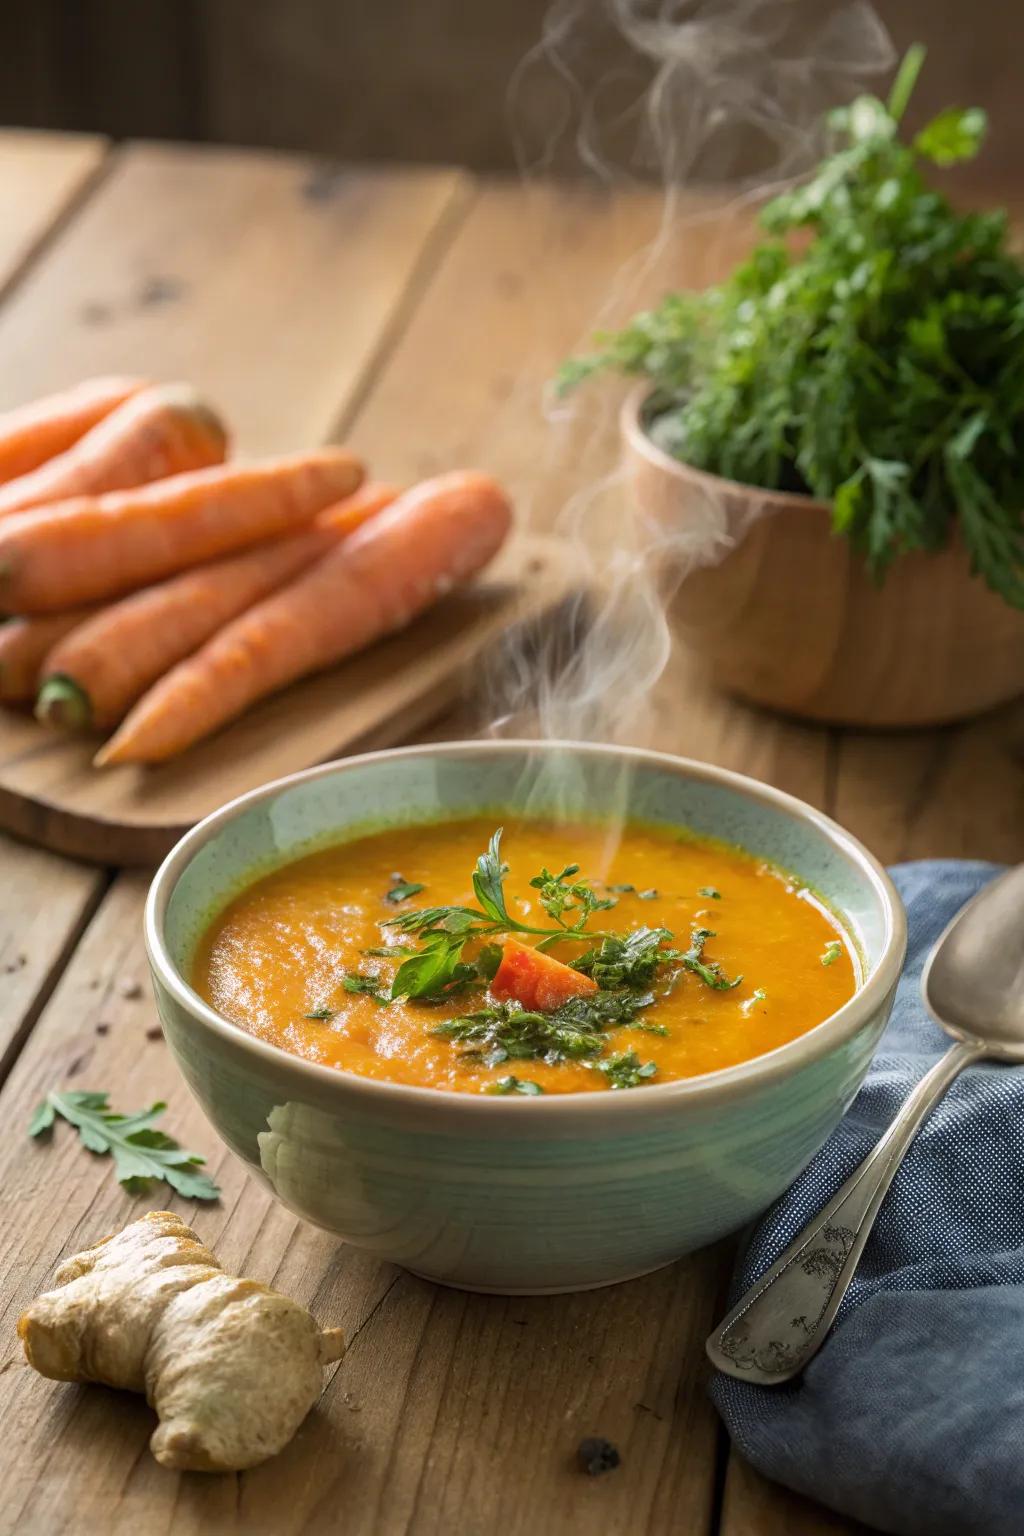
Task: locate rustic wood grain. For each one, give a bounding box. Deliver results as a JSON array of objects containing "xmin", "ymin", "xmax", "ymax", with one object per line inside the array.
[
  {"xmin": 0, "ymin": 137, "xmax": 1019, "ymax": 1536},
  {"xmin": 0, "ymin": 128, "xmax": 115, "ymax": 1087},
  {"xmin": 719, "ymin": 1453, "xmax": 875, "ymax": 1536},
  {"xmin": 0, "ymin": 140, "xmax": 468, "ymax": 450},
  {"xmin": 0, "ymin": 130, "xmax": 107, "ymax": 299}
]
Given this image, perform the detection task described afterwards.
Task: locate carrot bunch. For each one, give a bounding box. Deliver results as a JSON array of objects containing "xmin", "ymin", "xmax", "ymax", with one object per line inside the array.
[{"xmin": 0, "ymin": 377, "xmax": 512, "ymax": 764}]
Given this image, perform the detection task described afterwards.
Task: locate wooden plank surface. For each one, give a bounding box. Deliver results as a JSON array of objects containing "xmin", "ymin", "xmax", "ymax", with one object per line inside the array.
[
  {"xmin": 0, "ymin": 140, "xmax": 468, "ymax": 448},
  {"xmin": 0, "ymin": 133, "xmax": 1021, "ymax": 1536},
  {"xmin": 0, "ymin": 127, "xmax": 114, "ymax": 1090},
  {"xmin": 0, "ymin": 130, "xmax": 107, "ymax": 287}
]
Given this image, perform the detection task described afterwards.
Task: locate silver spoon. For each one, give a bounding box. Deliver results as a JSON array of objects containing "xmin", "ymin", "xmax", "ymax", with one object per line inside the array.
[{"xmin": 706, "ymin": 863, "xmax": 1024, "ymax": 1386}]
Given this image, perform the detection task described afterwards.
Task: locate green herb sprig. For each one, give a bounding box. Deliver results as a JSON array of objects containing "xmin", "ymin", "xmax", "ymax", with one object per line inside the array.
[
  {"xmin": 559, "ymin": 45, "xmax": 1024, "ymax": 607},
  {"xmin": 29, "ymin": 1090, "xmax": 220, "ymax": 1200}
]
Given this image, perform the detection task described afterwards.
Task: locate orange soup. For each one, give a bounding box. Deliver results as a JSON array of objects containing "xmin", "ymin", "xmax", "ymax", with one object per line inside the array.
[{"xmin": 194, "ymin": 817, "xmax": 857, "ymax": 1095}]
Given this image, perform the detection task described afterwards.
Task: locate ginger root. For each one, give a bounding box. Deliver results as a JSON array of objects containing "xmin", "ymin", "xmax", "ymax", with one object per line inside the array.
[{"xmin": 18, "ymin": 1210, "xmax": 344, "ymax": 1472}]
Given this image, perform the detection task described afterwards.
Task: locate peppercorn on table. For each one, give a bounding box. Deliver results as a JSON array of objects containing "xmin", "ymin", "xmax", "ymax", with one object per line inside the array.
[{"xmin": 0, "ymin": 130, "xmax": 1020, "ymax": 1536}]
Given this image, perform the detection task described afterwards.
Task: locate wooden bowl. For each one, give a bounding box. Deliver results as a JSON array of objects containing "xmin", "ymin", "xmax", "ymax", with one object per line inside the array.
[{"xmin": 621, "ymin": 387, "xmax": 1024, "ymax": 727}]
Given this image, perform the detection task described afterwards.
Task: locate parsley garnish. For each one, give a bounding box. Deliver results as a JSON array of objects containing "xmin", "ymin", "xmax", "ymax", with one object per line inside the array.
[
  {"xmin": 487, "ymin": 1076, "xmax": 544, "ymax": 1096},
  {"xmin": 385, "ymin": 875, "xmax": 425, "ymax": 904},
  {"xmin": 383, "ymin": 828, "xmax": 620, "ymax": 998},
  {"xmin": 343, "ymin": 972, "xmax": 392, "ymax": 1003},
  {"xmin": 558, "ymin": 46, "xmax": 1024, "ymax": 609},
  {"xmin": 673, "ymin": 927, "xmax": 743, "ymax": 990},
  {"xmin": 698, "ymin": 886, "xmax": 721, "ymax": 900},
  {"xmin": 598, "ymin": 1050, "xmax": 658, "ymax": 1090},
  {"xmin": 637, "ymin": 888, "xmax": 659, "ymax": 901},
  {"xmin": 29, "ymin": 1090, "xmax": 219, "ymax": 1200},
  {"xmin": 305, "ymin": 1006, "xmax": 336, "ymax": 1020},
  {"xmin": 574, "ymin": 926, "xmax": 671, "ymax": 990},
  {"xmin": 821, "ymin": 941, "xmax": 843, "ymax": 967}
]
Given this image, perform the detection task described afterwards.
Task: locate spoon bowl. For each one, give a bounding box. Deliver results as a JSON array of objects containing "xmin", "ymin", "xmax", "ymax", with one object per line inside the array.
[{"xmin": 921, "ymin": 864, "xmax": 1024, "ymax": 1057}]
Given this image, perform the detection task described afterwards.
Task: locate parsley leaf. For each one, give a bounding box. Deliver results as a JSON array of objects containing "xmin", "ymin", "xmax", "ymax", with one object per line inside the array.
[
  {"xmin": 698, "ymin": 886, "xmax": 722, "ymax": 900},
  {"xmin": 472, "ymin": 827, "xmax": 511, "ymax": 924},
  {"xmin": 674, "ymin": 927, "xmax": 743, "ymax": 990},
  {"xmin": 487, "ymin": 1076, "xmax": 544, "ymax": 1096},
  {"xmin": 305, "ymin": 1006, "xmax": 337, "ymax": 1020},
  {"xmin": 28, "ymin": 1090, "xmax": 219, "ymax": 1200},
  {"xmin": 343, "ymin": 973, "xmax": 391, "ymax": 1003},
  {"xmin": 574, "ymin": 926, "xmax": 671, "ymax": 989},
  {"xmin": 821, "ymin": 941, "xmax": 844, "ymax": 967},
  {"xmin": 385, "ymin": 875, "xmax": 425, "ymax": 904},
  {"xmin": 598, "ymin": 1049, "xmax": 658, "ymax": 1090}
]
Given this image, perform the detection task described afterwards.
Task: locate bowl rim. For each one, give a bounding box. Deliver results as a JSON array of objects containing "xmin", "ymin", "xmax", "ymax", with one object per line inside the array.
[
  {"xmin": 620, "ymin": 382, "xmax": 832, "ymax": 513},
  {"xmin": 145, "ymin": 738, "xmax": 907, "ymax": 1119}
]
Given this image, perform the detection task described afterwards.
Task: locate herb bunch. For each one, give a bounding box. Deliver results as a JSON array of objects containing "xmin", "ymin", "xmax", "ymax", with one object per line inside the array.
[{"xmin": 559, "ymin": 46, "xmax": 1024, "ymax": 607}]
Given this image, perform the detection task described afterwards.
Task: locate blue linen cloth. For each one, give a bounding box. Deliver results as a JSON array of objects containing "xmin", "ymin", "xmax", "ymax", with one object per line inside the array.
[{"xmin": 710, "ymin": 860, "xmax": 1024, "ymax": 1536}]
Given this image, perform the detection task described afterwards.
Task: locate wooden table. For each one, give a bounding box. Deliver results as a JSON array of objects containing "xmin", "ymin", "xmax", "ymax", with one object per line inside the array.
[{"xmin": 0, "ymin": 130, "xmax": 1020, "ymax": 1536}]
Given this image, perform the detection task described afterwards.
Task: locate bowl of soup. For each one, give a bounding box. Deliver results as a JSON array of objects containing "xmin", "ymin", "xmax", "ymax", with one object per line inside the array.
[{"xmin": 145, "ymin": 741, "xmax": 905, "ymax": 1293}]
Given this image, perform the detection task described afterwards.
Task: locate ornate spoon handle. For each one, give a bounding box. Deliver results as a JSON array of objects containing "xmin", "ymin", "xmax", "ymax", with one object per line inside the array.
[{"xmin": 706, "ymin": 1038, "xmax": 986, "ymax": 1385}]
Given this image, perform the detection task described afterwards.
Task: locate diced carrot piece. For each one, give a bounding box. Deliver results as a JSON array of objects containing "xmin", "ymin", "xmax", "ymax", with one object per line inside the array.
[{"xmin": 490, "ymin": 937, "xmax": 598, "ymax": 1012}]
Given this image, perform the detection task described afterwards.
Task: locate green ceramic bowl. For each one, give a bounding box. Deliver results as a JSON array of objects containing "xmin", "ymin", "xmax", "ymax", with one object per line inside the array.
[{"xmin": 145, "ymin": 741, "xmax": 906, "ymax": 1294}]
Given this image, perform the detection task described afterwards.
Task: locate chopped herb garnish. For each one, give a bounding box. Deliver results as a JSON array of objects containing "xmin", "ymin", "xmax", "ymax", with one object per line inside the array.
[
  {"xmin": 530, "ymin": 863, "xmax": 617, "ymax": 927},
  {"xmin": 343, "ymin": 972, "xmax": 391, "ymax": 1003},
  {"xmin": 607, "ymin": 882, "xmax": 635, "ymax": 893},
  {"xmin": 385, "ymin": 875, "xmax": 426, "ymax": 904},
  {"xmin": 574, "ymin": 926, "xmax": 671, "ymax": 990},
  {"xmin": 821, "ymin": 941, "xmax": 844, "ymax": 967},
  {"xmin": 487, "ymin": 1076, "xmax": 544, "ymax": 1096},
  {"xmin": 304, "ymin": 1006, "xmax": 337, "ymax": 1021},
  {"xmin": 673, "ymin": 927, "xmax": 743, "ymax": 990},
  {"xmin": 752, "ymin": 988, "xmax": 767, "ymax": 1003},
  {"xmin": 364, "ymin": 944, "xmax": 419, "ymax": 958},
  {"xmin": 598, "ymin": 1049, "xmax": 658, "ymax": 1090},
  {"xmin": 637, "ymin": 888, "xmax": 659, "ymax": 901},
  {"xmin": 699, "ymin": 886, "xmax": 722, "ymax": 900},
  {"xmin": 633, "ymin": 1019, "xmax": 670, "ymax": 1036},
  {"xmin": 434, "ymin": 999, "xmax": 606, "ymax": 1063}
]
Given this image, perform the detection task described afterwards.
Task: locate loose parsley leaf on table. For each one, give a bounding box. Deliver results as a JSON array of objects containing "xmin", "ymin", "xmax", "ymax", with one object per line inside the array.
[{"xmin": 29, "ymin": 1090, "xmax": 220, "ymax": 1200}]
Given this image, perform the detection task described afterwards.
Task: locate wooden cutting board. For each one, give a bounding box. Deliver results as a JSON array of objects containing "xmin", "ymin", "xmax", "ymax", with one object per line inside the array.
[{"xmin": 0, "ymin": 536, "xmax": 573, "ymax": 866}]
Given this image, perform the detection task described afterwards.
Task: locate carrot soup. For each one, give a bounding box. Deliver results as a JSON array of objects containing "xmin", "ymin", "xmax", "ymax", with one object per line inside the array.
[{"xmin": 194, "ymin": 817, "xmax": 857, "ymax": 1095}]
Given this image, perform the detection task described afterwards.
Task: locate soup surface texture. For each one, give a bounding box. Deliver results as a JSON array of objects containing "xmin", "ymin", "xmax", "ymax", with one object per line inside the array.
[{"xmin": 195, "ymin": 817, "xmax": 857, "ymax": 1095}]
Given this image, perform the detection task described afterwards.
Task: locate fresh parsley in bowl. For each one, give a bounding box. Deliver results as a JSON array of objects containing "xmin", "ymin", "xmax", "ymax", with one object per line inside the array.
[{"xmin": 562, "ymin": 45, "xmax": 1024, "ymax": 610}]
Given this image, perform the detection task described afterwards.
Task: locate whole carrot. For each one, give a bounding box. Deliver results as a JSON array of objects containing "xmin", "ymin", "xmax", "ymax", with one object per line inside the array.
[
  {"xmin": 36, "ymin": 483, "xmax": 399, "ymax": 730},
  {"xmin": 0, "ymin": 385, "xmax": 228, "ymax": 517},
  {"xmin": 0, "ymin": 448, "xmax": 364, "ymax": 614},
  {"xmin": 96, "ymin": 471, "xmax": 512, "ymax": 765},
  {"xmin": 0, "ymin": 610, "xmax": 98, "ymax": 704},
  {"xmin": 0, "ymin": 378, "xmax": 146, "ymax": 485}
]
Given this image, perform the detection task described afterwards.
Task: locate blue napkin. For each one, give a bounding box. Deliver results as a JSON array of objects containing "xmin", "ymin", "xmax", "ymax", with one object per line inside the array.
[{"xmin": 710, "ymin": 860, "xmax": 1024, "ymax": 1536}]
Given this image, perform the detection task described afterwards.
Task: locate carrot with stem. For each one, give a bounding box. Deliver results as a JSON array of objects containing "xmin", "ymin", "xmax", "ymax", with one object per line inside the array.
[
  {"xmin": 0, "ymin": 610, "xmax": 98, "ymax": 704},
  {"xmin": 36, "ymin": 483, "xmax": 399, "ymax": 730},
  {"xmin": 0, "ymin": 378, "xmax": 146, "ymax": 485},
  {"xmin": 0, "ymin": 385, "xmax": 228, "ymax": 518},
  {"xmin": 0, "ymin": 448, "xmax": 364, "ymax": 614},
  {"xmin": 96, "ymin": 471, "xmax": 512, "ymax": 765}
]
